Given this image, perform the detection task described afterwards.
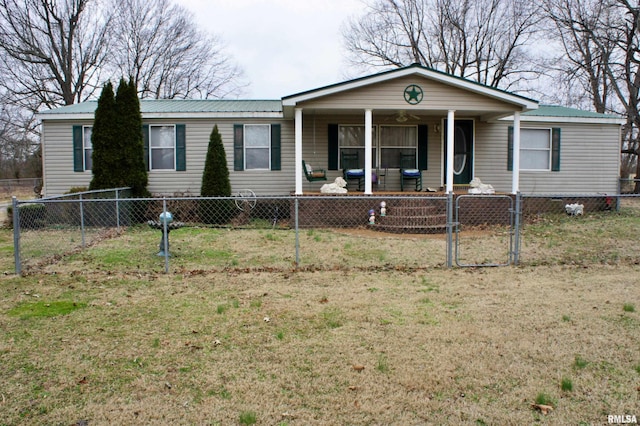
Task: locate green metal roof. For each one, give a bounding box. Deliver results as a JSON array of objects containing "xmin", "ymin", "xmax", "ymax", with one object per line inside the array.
[
  {"xmin": 524, "ymin": 104, "xmax": 621, "ymax": 120},
  {"xmin": 40, "ymin": 99, "xmax": 283, "ymax": 115},
  {"xmin": 38, "ymin": 95, "xmax": 621, "ymax": 123}
]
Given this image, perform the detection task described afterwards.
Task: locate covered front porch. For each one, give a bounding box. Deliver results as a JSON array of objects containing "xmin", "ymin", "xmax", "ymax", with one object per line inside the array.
[{"xmin": 282, "ymin": 65, "xmax": 538, "ymax": 196}]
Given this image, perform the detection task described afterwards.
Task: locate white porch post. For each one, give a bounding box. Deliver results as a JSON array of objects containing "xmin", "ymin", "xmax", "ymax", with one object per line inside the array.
[
  {"xmin": 364, "ymin": 109, "xmax": 373, "ymax": 194},
  {"xmin": 294, "ymin": 108, "xmax": 303, "ymax": 195},
  {"xmin": 446, "ymin": 110, "xmax": 455, "ymax": 193},
  {"xmin": 511, "ymin": 111, "xmax": 521, "ymax": 194}
]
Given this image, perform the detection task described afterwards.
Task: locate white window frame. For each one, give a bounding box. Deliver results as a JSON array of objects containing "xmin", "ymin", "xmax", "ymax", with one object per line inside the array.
[
  {"xmin": 338, "ymin": 124, "xmax": 418, "ymax": 169},
  {"xmin": 338, "ymin": 125, "xmax": 374, "ymax": 169},
  {"xmin": 83, "ymin": 126, "xmax": 93, "ymax": 171},
  {"xmin": 244, "ymin": 124, "xmax": 271, "ymax": 170},
  {"xmin": 379, "ymin": 125, "xmax": 418, "ymax": 169},
  {"xmin": 149, "ymin": 124, "xmax": 176, "ymax": 171},
  {"xmin": 520, "ymin": 128, "xmax": 552, "ymax": 172}
]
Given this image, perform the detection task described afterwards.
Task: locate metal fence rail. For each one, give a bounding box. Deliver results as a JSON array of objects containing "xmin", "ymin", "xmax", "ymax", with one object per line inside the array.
[
  {"xmin": 519, "ymin": 193, "xmax": 640, "ymax": 266},
  {"xmin": 8, "ymin": 191, "xmax": 640, "ymax": 274},
  {"xmin": 0, "ymin": 178, "xmax": 41, "ymax": 192}
]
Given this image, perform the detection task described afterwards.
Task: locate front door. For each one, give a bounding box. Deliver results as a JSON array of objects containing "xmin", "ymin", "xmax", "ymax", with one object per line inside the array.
[{"xmin": 444, "ymin": 119, "xmax": 473, "ymax": 185}]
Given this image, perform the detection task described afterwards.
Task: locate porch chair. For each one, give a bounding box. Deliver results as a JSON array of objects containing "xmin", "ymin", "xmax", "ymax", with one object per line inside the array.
[
  {"xmin": 341, "ymin": 152, "xmax": 365, "ymax": 191},
  {"xmin": 400, "ymin": 153, "xmax": 422, "ymax": 191},
  {"xmin": 302, "ymin": 160, "xmax": 327, "ymax": 182}
]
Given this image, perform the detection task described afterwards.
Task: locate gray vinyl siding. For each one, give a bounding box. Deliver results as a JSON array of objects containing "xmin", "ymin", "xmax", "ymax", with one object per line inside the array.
[
  {"xmin": 144, "ymin": 119, "xmax": 294, "ymax": 196},
  {"xmin": 299, "ymin": 75, "xmax": 516, "ymax": 113},
  {"xmin": 41, "ymin": 118, "xmax": 296, "ymax": 197},
  {"xmin": 475, "ymin": 120, "xmax": 620, "ymax": 194},
  {"xmin": 40, "ymin": 109, "xmax": 621, "ymax": 197},
  {"xmin": 42, "ymin": 120, "xmax": 94, "ymax": 197}
]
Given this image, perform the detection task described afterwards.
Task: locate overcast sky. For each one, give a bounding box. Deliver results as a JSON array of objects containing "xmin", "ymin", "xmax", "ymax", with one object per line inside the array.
[{"xmin": 175, "ymin": 0, "xmax": 365, "ymax": 99}]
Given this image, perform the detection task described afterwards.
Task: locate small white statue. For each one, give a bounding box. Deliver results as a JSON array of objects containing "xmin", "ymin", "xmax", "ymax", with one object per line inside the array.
[
  {"xmin": 468, "ymin": 177, "xmax": 495, "ymax": 194},
  {"xmin": 320, "ymin": 176, "xmax": 348, "ymax": 194},
  {"xmin": 380, "ymin": 201, "xmax": 386, "ymax": 217},
  {"xmin": 565, "ymin": 203, "xmax": 584, "ymax": 216}
]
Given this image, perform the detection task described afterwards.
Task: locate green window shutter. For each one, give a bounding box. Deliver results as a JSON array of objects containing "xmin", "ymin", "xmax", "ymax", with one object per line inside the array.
[
  {"xmin": 142, "ymin": 125, "xmax": 150, "ymax": 171},
  {"xmin": 507, "ymin": 126, "xmax": 514, "ymax": 171},
  {"xmin": 176, "ymin": 124, "xmax": 186, "ymax": 171},
  {"xmin": 271, "ymin": 124, "xmax": 281, "ymax": 170},
  {"xmin": 418, "ymin": 125, "xmax": 428, "ymax": 170},
  {"xmin": 328, "ymin": 124, "xmax": 339, "ymax": 170},
  {"xmin": 73, "ymin": 125, "xmax": 84, "ymax": 172},
  {"xmin": 234, "ymin": 124, "xmax": 244, "ymax": 171},
  {"xmin": 551, "ymin": 127, "xmax": 561, "ymax": 172}
]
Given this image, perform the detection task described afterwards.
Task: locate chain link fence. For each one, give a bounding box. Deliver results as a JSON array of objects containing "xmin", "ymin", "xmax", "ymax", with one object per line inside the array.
[
  {"xmin": 619, "ymin": 177, "xmax": 640, "ymax": 194},
  {"xmin": 7, "ymin": 189, "xmax": 640, "ymax": 274},
  {"xmin": 0, "ymin": 178, "xmax": 41, "ymax": 194},
  {"xmin": 520, "ymin": 193, "xmax": 640, "ymax": 266}
]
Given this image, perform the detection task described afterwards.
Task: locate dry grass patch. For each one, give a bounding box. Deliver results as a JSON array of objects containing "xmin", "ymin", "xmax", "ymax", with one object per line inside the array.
[
  {"xmin": 1, "ymin": 206, "xmax": 640, "ymax": 424},
  {"xmin": 1, "ymin": 264, "xmax": 639, "ymax": 425}
]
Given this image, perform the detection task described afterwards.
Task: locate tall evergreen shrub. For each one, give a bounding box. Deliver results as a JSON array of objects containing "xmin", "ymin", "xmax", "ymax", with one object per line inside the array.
[
  {"xmin": 115, "ymin": 78, "xmax": 149, "ymax": 197},
  {"xmin": 89, "ymin": 82, "xmax": 121, "ymax": 190},
  {"xmin": 89, "ymin": 78, "xmax": 149, "ymax": 198}
]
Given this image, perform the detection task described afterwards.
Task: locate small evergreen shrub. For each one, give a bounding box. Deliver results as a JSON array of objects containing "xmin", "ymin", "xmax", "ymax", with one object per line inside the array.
[
  {"xmin": 13, "ymin": 203, "xmax": 47, "ymax": 229},
  {"xmin": 65, "ymin": 186, "xmax": 89, "ymax": 194},
  {"xmin": 200, "ymin": 125, "xmax": 234, "ymax": 224}
]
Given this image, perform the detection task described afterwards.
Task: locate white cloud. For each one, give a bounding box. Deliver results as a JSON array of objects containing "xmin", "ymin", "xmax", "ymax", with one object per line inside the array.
[{"xmin": 176, "ymin": 0, "xmax": 363, "ymax": 99}]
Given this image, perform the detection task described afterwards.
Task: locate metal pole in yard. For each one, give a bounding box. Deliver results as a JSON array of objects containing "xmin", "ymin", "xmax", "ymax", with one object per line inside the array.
[
  {"xmin": 295, "ymin": 197, "xmax": 300, "ymax": 267},
  {"xmin": 446, "ymin": 193, "xmax": 453, "ymax": 268},
  {"xmin": 116, "ymin": 188, "xmax": 121, "ymax": 231},
  {"xmin": 513, "ymin": 192, "xmax": 522, "ymax": 265},
  {"xmin": 12, "ymin": 196, "xmax": 21, "ymax": 275},
  {"xmin": 79, "ymin": 193, "xmax": 86, "ymax": 247},
  {"xmin": 162, "ymin": 198, "xmax": 169, "ymax": 274}
]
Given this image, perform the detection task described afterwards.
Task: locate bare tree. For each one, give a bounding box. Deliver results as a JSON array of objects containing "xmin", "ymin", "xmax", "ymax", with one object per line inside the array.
[
  {"xmin": 342, "ymin": 0, "xmax": 543, "ymax": 89},
  {"xmin": 544, "ymin": 0, "xmax": 639, "ymax": 187},
  {"xmin": 109, "ymin": 0, "xmax": 244, "ymax": 99},
  {"xmin": 0, "ymin": 0, "xmax": 112, "ymax": 177},
  {"xmin": 0, "ymin": 0, "xmax": 244, "ymax": 177},
  {"xmin": 0, "ymin": 92, "xmax": 40, "ymax": 178},
  {"xmin": 542, "ymin": 0, "xmax": 620, "ymax": 112},
  {"xmin": 0, "ymin": 0, "xmax": 111, "ymax": 109}
]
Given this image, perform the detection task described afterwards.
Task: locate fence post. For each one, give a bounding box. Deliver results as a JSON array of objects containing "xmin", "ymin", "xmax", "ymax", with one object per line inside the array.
[
  {"xmin": 12, "ymin": 196, "xmax": 21, "ymax": 275},
  {"xmin": 446, "ymin": 192, "xmax": 453, "ymax": 268},
  {"xmin": 162, "ymin": 198, "xmax": 169, "ymax": 274},
  {"xmin": 294, "ymin": 196, "xmax": 300, "ymax": 267},
  {"xmin": 513, "ymin": 192, "xmax": 522, "ymax": 265},
  {"xmin": 79, "ymin": 193, "xmax": 86, "ymax": 247},
  {"xmin": 115, "ymin": 188, "xmax": 121, "ymax": 231}
]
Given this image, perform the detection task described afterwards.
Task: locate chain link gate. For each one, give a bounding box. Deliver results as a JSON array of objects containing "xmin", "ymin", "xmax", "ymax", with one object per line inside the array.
[{"xmin": 455, "ymin": 194, "xmax": 515, "ymax": 267}]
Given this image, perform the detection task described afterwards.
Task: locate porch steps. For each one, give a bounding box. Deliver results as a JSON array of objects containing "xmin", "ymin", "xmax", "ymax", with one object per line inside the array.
[{"xmin": 370, "ymin": 204, "xmax": 448, "ymax": 234}]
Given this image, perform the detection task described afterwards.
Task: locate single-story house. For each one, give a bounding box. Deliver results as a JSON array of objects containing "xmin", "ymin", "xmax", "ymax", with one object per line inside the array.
[{"xmin": 38, "ymin": 64, "xmax": 624, "ymax": 197}]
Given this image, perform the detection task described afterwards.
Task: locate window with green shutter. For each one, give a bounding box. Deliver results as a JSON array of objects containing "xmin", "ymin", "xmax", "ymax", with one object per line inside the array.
[
  {"xmin": 508, "ymin": 126, "xmax": 560, "ymax": 172},
  {"xmin": 73, "ymin": 125, "xmax": 93, "ymax": 172},
  {"xmin": 233, "ymin": 124, "xmax": 281, "ymax": 171},
  {"xmin": 144, "ymin": 124, "xmax": 186, "ymax": 171}
]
